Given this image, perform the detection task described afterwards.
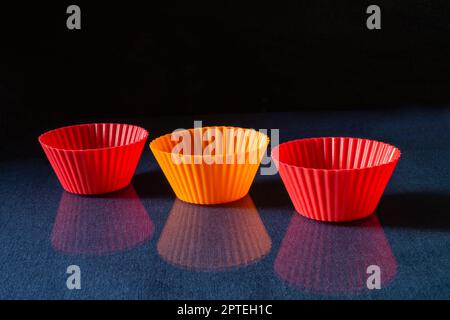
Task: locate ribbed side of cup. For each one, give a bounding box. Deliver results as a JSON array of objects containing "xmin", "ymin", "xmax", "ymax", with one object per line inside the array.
[
  {"xmin": 150, "ymin": 127, "xmax": 269, "ymax": 204},
  {"xmin": 272, "ymin": 137, "xmax": 400, "ymax": 222},
  {"xmin": 39, "ymin": 123, "xmax": 148, "ymax": 195}
]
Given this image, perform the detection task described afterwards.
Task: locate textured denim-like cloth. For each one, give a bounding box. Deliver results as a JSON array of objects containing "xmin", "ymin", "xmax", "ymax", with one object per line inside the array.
[{"xmin": 0, "ymin": 109, "xmax": 449, "ymax": 299}]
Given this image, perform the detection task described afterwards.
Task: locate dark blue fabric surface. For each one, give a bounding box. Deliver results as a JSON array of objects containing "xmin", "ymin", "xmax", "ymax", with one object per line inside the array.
[{"xmin": 0, "ymin": 108, "xmax": 449, "ymax": 299}]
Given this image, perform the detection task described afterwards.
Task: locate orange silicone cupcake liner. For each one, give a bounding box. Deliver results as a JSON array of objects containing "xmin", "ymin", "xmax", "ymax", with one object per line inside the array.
[{"xmin": 150, "ymin": 126, "xmax": 269, "ymax": 204}]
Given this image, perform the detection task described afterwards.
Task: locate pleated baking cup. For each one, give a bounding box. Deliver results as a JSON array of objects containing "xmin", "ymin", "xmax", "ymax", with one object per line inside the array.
[
  {"xmin": 157, "ymin": 195, "xmax": 272, "ymax": 271},
  {"xmin": 150, "ymin": 126, "xmax": 269, "ymax": 204},
  {"xmin": 272, "ymin": 137, "xmax": 401, "ymax": 222},
  {"xmin": 39, "ymin": 123, "xmax": 148, "ymax": 195},
  {"xmin": 274, "ymin": 214, "xmax": 397, "ymax": 295},
  {"xmin": 51, "ymin": 185, "xmax": 154, "ymax": 255}
]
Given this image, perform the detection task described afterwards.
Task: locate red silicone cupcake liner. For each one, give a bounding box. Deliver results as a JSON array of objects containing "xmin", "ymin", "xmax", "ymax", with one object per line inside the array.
[
  {"xmin": 272, "ymin": 137, "xmax": 400, "ymax": 222},
  {"xmin": 274, "ymin": 214, "xmax": 397, "ymax": 295},
  {"xmin": 39, "ymin": 123, "xmax": 148, "ymax": 195},
  {"xmin": 51, "ymin": 185, "xmax": 154, "ymax": 255}
]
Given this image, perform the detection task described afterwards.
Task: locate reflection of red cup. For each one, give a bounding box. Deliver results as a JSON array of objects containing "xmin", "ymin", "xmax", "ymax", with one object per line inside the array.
[
  {"xmin": 157, "ymin": 195, "xmax": 272, "ymax": 271},
  {"xmin": 39, "ymin": 123, "xmax": 148, "ymax": 195},
  {"xmin": 274, "ymin": 214, "xmax": 397, "ymax": 295},
  {"xmin": 272, "ymin": 137, "xmax": 401, "ymax": 222},
  {"xmin": 51, "ymin": 185, "xmax": 154, "ymax": 255}
]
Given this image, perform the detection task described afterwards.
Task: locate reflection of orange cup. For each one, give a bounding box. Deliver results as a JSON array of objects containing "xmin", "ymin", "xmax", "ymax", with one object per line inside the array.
[
  {"xmin": 272, "ymin": 137, "xmax": 401, "ymax": 222},
  {"xmin": 51, "ymin": 185, "xmax": 154, "ymax": 255},
  {"xmin": 150, "ymin": 126, "xmax": 269, "ymax": 204},
  {"xmin": 157, "ymin": 195, "xmax": 272, "ymax": 271},
  {"xmin": 39, "ymin": 123, "xmax": 148, "ymax": 195},
  {"xmin": 274, "ymin": 214, "xmax": 396, "ymax": 295}
]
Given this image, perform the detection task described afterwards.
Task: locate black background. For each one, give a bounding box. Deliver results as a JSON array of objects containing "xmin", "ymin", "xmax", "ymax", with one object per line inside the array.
[{"xmin": 1, "ymin": 1, "xmax": 449, "ymax": 138}]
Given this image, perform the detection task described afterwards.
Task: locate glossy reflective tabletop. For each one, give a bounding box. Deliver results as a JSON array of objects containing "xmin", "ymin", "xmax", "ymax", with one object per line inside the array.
[{"xmin": 0, "ymin": 109, "xmax": 449, "ymax": 299}]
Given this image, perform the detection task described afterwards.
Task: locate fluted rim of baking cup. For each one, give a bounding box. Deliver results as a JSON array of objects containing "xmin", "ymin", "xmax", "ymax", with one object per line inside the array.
[
  {"xmin": 150, "ymin": 126, "xmax": 269, "ymax": 163},
  {"xmin": 272, "ymin": 137, "xmax": 401, "ymax": 172},
  {"xmin": 38, "ymin": 123, "xmax": 149, "ymax": 153}
]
